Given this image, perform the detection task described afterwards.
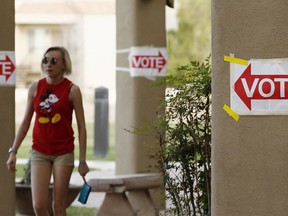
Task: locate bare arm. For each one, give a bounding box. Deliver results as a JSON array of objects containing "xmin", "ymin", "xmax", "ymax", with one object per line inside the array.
[
  {"xmin": 6, "ymin": 82, "xmax": 37, "ymax": 172},
  {"xmin": 69, "ymin": 84, "xmax": 89, "ymax": 176}
]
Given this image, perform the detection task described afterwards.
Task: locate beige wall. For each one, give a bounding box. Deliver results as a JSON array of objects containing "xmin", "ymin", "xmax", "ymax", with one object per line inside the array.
[
  {"xmin": 0, "ymin": 0, "xmax": 15, "ymax": 215},
  {"xmin": 212, "ymin": 1, "xmax": 288, "ymax": 215}
]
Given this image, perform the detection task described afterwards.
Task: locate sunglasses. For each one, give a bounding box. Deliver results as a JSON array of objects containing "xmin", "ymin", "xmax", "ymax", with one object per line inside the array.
[{"xmin": 42, "ymin": 57, "xmax": 58, "ymax": 65}]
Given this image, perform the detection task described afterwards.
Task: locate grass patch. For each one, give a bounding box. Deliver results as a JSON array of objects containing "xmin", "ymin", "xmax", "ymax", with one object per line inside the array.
[
  {"xmin": 66, "ymin": 206, "xmax": 97, "ymax": 216},
  {"xmin": 16, "ymin": 164, "xmax": 25, "ymax": 180},
  {"xmin": 16, "ymin": 206, "xmax": 97, "ymax": 216}
]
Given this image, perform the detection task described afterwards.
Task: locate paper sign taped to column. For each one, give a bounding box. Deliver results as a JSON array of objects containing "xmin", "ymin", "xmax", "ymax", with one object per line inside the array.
[
  {"xmin": 128, "ymin": 47, "xmax": 168, "ymax": 77},
  {"xmin": 227, "ymin": 55, "xmax": 288, "ymax": 115},
  {"xmin": 0, "ymin": 51, "xmax": 16, "ymax": 85}
]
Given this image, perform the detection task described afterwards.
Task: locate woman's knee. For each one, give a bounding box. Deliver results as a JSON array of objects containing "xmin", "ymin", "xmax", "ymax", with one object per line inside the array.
[{"xmin": 33, "ymin": 201, "xmax": 49, "ymax": 216}]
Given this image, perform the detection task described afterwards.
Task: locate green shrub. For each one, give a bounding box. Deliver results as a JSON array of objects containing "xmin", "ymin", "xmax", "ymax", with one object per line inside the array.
[{"xmin": 153, "ymin": 55, "xmax": 211, "ymax": 215}]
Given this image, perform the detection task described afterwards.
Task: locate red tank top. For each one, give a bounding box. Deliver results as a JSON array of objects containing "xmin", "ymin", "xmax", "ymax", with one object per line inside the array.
[{"xmin": 32, "ymin": 78, "xmax": 74, "ymax": 155}]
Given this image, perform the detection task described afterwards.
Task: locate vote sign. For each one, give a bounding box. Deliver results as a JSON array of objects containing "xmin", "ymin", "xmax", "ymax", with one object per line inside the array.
[
  {"xmin": 129, "ymin": 47, "xmax": 168, "ymax": 77},
  {"xmin": 231, "ymin": 58, "xmax": 288, "ymax": 114},
  {"xmin": 0, "ymin": 51, "xmax": 16, "ymax": 85}
]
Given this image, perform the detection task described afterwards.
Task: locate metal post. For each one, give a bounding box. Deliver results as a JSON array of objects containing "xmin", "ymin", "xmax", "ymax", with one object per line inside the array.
[{"xmin": 94, "ymin": 86, "xmax": 109, "ymax": 157}]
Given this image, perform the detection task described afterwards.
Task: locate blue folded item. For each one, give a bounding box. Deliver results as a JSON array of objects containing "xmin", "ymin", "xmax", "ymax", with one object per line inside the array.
[{"xmin": 78, "ymin": 177, "xmax": 91, "ymax": 204}]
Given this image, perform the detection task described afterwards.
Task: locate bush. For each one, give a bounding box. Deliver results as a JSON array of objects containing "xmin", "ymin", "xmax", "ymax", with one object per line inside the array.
[{"xmin": 153, "ymin": 55, "xmax": 211, "ymax": 215}]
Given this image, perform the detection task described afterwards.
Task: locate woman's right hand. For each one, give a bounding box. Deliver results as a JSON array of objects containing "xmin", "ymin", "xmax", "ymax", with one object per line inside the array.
[{"xmin": 6, "ymin": 153, "xmax": 17, "ymax": 172}]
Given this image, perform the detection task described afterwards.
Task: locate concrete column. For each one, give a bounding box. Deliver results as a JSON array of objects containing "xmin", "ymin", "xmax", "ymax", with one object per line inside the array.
[
  {"xmin": 212, "ymin": 1, "xmax": 288, "ymax": 215},
  {"xmin": 0, "ymin": 0, "xmax": 15, "ymax": 215},
  {"xmin": 116, "ymin": 0, "xmax": 166, "ymax": 209}
]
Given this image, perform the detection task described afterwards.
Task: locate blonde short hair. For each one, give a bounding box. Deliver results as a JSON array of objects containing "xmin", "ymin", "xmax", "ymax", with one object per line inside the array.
[{"xmin": 41, "ymin": 46, "xmax": 72, "ymax": 75}]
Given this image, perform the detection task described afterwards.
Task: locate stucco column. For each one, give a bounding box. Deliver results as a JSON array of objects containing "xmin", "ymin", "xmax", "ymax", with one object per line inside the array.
[
  {"xmin": 212, "ymin": 1, "xmax": 288, "ymax": 215},
  {"xmin": 116, "ymin": 0, "xmax": 166, "ymax": 209},
  {"xmin": 0, "ymin": 0, "xmax": 15, "ymax": 215}
]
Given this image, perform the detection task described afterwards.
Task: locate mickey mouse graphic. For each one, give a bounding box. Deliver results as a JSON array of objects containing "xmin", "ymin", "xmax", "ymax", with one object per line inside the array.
[{"xmin": 38, "ymin": 89, "xmax": 61, "ymax": 124}]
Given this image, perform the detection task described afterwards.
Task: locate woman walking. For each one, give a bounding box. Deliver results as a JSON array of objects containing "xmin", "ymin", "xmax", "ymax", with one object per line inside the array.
[{"xmin": 6, "ymin": 46, "xmax": 89, "ymax": 216}]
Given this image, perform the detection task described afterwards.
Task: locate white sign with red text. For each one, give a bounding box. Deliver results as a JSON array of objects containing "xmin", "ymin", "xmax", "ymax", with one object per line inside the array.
[
  {"xmin": 128, "ymin": 47, "xmax": 168, "ymax": 77},
  {"xmin": 231, "ymin": 58, "xmax": 288, "ymax": 114},
  {"xmin": 0, "ymin": 51, "xmax": 16, "ymax": 85}
]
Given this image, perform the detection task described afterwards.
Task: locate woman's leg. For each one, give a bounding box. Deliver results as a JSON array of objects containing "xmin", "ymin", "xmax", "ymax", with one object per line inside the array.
[
  {"xmin": 31, "ymin": 164, "xmax": 52, "ymax": 216},
  {"xmin": 52, "ymin": 165, "xmax": 73, "ymax": 216}
]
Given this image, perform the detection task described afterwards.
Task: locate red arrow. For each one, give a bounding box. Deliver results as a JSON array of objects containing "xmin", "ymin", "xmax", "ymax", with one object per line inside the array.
[
  {"xmin": 235, "ymin": 64, "xmax": 288, "ymax": 110},
  {"xmin": 0, "ymin": 55, "xmax": 15, "ymax": 81},
  {"xmin": 131, "ymin": 51, "xmax": 167, "ymax": 73}
]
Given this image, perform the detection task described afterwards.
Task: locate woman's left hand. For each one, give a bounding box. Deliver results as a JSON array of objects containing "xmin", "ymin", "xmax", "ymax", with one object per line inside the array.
[{"xmin": 78, "ymin": 161, "xmax": 89, "ymax": 177}]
